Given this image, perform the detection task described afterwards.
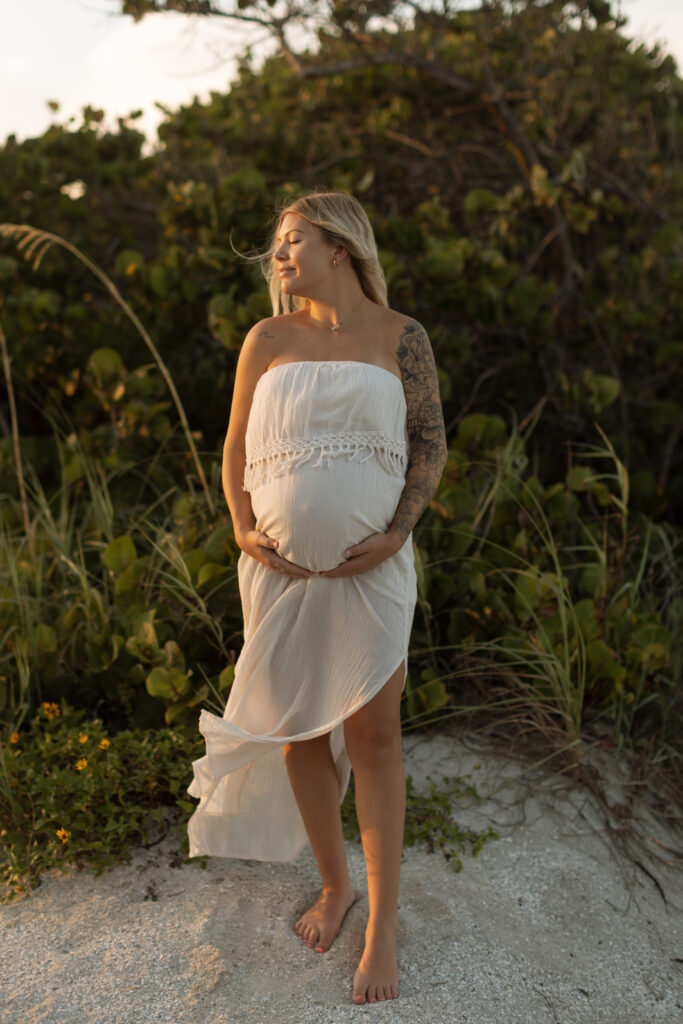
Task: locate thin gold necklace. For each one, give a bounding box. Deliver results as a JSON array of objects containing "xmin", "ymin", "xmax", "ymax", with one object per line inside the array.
[{"xmin": 307, "ymin": 294, "xmax": 367, "ymax": 332}]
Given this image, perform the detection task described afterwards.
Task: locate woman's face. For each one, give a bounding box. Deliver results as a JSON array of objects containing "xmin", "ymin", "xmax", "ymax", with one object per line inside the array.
[{"xmin": 273, "ymin": 212, "xmax": 338, "ymax": 297}]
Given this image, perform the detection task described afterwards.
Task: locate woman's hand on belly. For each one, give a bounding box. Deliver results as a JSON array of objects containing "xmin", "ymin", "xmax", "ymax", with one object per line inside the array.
[
  {"xmin": 236, "ymin": 528, "xmax": 316, "ymax": 579},
  {"xmin": 317, "ymin": 530, "xmax": 404, "ymax": 578}
]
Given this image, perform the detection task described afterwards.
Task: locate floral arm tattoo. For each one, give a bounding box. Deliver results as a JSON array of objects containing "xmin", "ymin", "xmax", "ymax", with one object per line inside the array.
[{"xmin": 389, "ymin": 321, "xmax": 448, "ymax": 545}]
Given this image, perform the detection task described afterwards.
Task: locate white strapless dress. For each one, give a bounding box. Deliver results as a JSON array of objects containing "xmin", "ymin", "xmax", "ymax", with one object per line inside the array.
[{"xmin": 186, "ymin": 361, "xmax": 418, "ymax": 861}]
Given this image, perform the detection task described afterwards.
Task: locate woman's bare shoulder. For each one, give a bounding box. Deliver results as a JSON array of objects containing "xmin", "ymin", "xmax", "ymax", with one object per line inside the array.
[
  {"xmin": 381, "ymin": 306, "xmax": 419, "ymax": 325},
  {"xmin": 234, "ymin": 318, "xmax": 281, "ymax": 388},
  {"xmin": 379, "ymin": 309, "xmax": 433, "ymax": 371},
  {"xmin": 382, "ymin": 308, "xmax": 429, "ymax": 336},
  {"xmin": 240, "ymin": 314, "xmax": 298, "ymax": 360},
  {"xmin": 244, "ymin": 313, "xmax": 296, "ymax": 343}
]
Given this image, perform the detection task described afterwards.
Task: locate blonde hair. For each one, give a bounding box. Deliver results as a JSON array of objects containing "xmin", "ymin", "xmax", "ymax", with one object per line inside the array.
[{"xmin": 244, "ymin": 191, "xmax": 388, "ymax": 316}]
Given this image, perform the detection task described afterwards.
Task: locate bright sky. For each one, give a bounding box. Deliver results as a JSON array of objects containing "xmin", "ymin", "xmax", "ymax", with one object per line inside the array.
[{"xmin": 1, "ymin": 0, "xmax": 682, "ymax": 154}]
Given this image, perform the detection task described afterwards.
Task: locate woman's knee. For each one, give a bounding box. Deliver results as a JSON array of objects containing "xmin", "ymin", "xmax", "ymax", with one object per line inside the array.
[{"xmin": 344, "ymin": 714, "xmax": 402, "ymax": 768}]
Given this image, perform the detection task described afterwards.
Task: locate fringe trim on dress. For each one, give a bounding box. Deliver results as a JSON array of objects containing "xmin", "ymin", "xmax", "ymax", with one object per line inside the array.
[{"xmin": 243, "ymin": 431, "xmax": 409, "ymax": 492}]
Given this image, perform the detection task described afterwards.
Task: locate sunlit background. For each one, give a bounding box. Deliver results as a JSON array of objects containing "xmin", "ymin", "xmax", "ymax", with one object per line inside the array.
[{"xmin": 2, "ymin": 0, "xmax": 682, "ymax": 154}]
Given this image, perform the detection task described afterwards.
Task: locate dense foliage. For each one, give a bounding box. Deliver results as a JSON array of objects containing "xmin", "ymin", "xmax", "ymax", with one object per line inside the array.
[{"xmin": 1, "ymin": 0, "xmax": 681, "ymax": 860}]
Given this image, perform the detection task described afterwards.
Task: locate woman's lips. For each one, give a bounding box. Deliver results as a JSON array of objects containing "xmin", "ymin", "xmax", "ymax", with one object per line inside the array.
[{"xmin": 279, "ymin": 268, "xmax": 295, "ymax": 275}]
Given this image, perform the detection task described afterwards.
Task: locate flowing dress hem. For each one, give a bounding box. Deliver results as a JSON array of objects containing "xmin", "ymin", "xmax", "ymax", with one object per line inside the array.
[
  {"xmin": 189, "ymin": 649, "xmax": 409, "ymax": 753},
  {"xmin": 185, "ymin": 650, "xmax": 409, "ymax": 862}
]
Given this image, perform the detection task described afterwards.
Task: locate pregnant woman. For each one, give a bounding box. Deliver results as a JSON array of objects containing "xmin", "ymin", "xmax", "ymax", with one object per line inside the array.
[{"xmin": 187, "ymin": 191, "xmax": 448, "ymax": 1005}]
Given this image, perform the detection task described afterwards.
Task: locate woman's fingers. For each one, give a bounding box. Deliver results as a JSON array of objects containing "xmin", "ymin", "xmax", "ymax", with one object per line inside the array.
[
  {"xmin": 268, "ymin": 551, "xmax": 315, "ymax": 578},
  {"xmin": 257, "ymin": 531, "xmax": 279, "ymax": 551},
  {"xmin": 241, "ymin": 531, "xmax": 310, "ymax": 576},
  {"xmin": 319, "ymin": 552, "xmax": 375, "ymax": 577},
  {"xmin": 245, "ymin": 531, "xmax": 312, "ymax": 577}
]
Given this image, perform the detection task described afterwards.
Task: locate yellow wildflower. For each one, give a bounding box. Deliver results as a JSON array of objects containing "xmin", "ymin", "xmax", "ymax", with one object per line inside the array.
[
  {"xmin": 42, "ymin": 702, "xmax": 61, "ymax": 720},
  {"xmin": 78, "ymin": 734, "xmax": 88, "ymax": 744},
  {"xmin": 99, "ymin": 738, "xmax": 110, "ymax": 750},
  {"xmin": 56, "ymin": 828, "xmax": 69, "ymax": 844},
  {"xmin": 9, "ymin": 732, "xmax": 19, "ymax": 744},
  {"xmin": 75, "ymin": 758, "xmax": 88, "ymax": 771}
]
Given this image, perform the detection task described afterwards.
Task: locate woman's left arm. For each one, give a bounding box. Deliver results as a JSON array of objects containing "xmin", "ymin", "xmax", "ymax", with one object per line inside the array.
[
  {"xmin": 385, "ymin": 319, "xmax": 448, "ymax": 547},
  {"xmin": 319, "ymin": 321, "xmax": 447, "ymax": 577}
]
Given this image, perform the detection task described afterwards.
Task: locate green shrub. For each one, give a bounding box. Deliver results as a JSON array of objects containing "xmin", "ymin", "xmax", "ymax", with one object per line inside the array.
[{"xmin": 0, "ymin": 699, "xmax": 204, "ymax": 904}]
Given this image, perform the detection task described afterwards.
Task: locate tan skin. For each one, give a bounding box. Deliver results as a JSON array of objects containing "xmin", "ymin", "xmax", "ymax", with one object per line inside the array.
[{"xmin": 222, "ymin": 211, "xmax": 448, "ymax": 1004}]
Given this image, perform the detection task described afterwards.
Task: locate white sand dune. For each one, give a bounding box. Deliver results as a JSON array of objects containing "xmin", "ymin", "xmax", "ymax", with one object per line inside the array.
[{"xmin": 1, "ymin": 728, "xmax": 681, "ymax": 1023}]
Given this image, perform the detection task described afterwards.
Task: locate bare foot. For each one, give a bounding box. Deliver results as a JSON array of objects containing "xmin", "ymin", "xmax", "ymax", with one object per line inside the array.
[
  {"xmin": 294, "ymin": 884, "xmax": 357, "ymax": 953},
  {"xmin": 352, "ymin": 920, "xmax": 399, "ymax": 1004}
]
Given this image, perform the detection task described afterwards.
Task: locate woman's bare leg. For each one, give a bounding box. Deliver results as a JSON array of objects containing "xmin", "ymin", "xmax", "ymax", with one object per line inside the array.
[
  {"xmin": 343, "ymin": 660, "xmax": 406, "ymax": 1004},
  {"xmin": 283, "ymin": 733, "xmax": 357, "ymax": 952}
]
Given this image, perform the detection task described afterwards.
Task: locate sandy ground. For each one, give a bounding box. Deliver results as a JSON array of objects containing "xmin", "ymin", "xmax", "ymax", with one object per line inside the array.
[{"xmin": 1, "ymin": 727, "xmax": 681, "ymax": 1024}]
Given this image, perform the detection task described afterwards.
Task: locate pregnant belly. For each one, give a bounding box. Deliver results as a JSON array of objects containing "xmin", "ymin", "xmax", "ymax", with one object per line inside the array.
[{"xmin": 249, "ymin": 459, "xmax": 405, "ymax": 573}]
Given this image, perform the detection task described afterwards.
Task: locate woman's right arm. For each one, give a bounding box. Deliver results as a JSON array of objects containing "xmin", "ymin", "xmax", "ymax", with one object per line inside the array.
[
  {"xmin": 222, "ymin": 322, "xmax": 275, "ymax": 548},
  {"xmin": 223, "ymin": 324, "xmax": 314, "ymax": 579}
]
